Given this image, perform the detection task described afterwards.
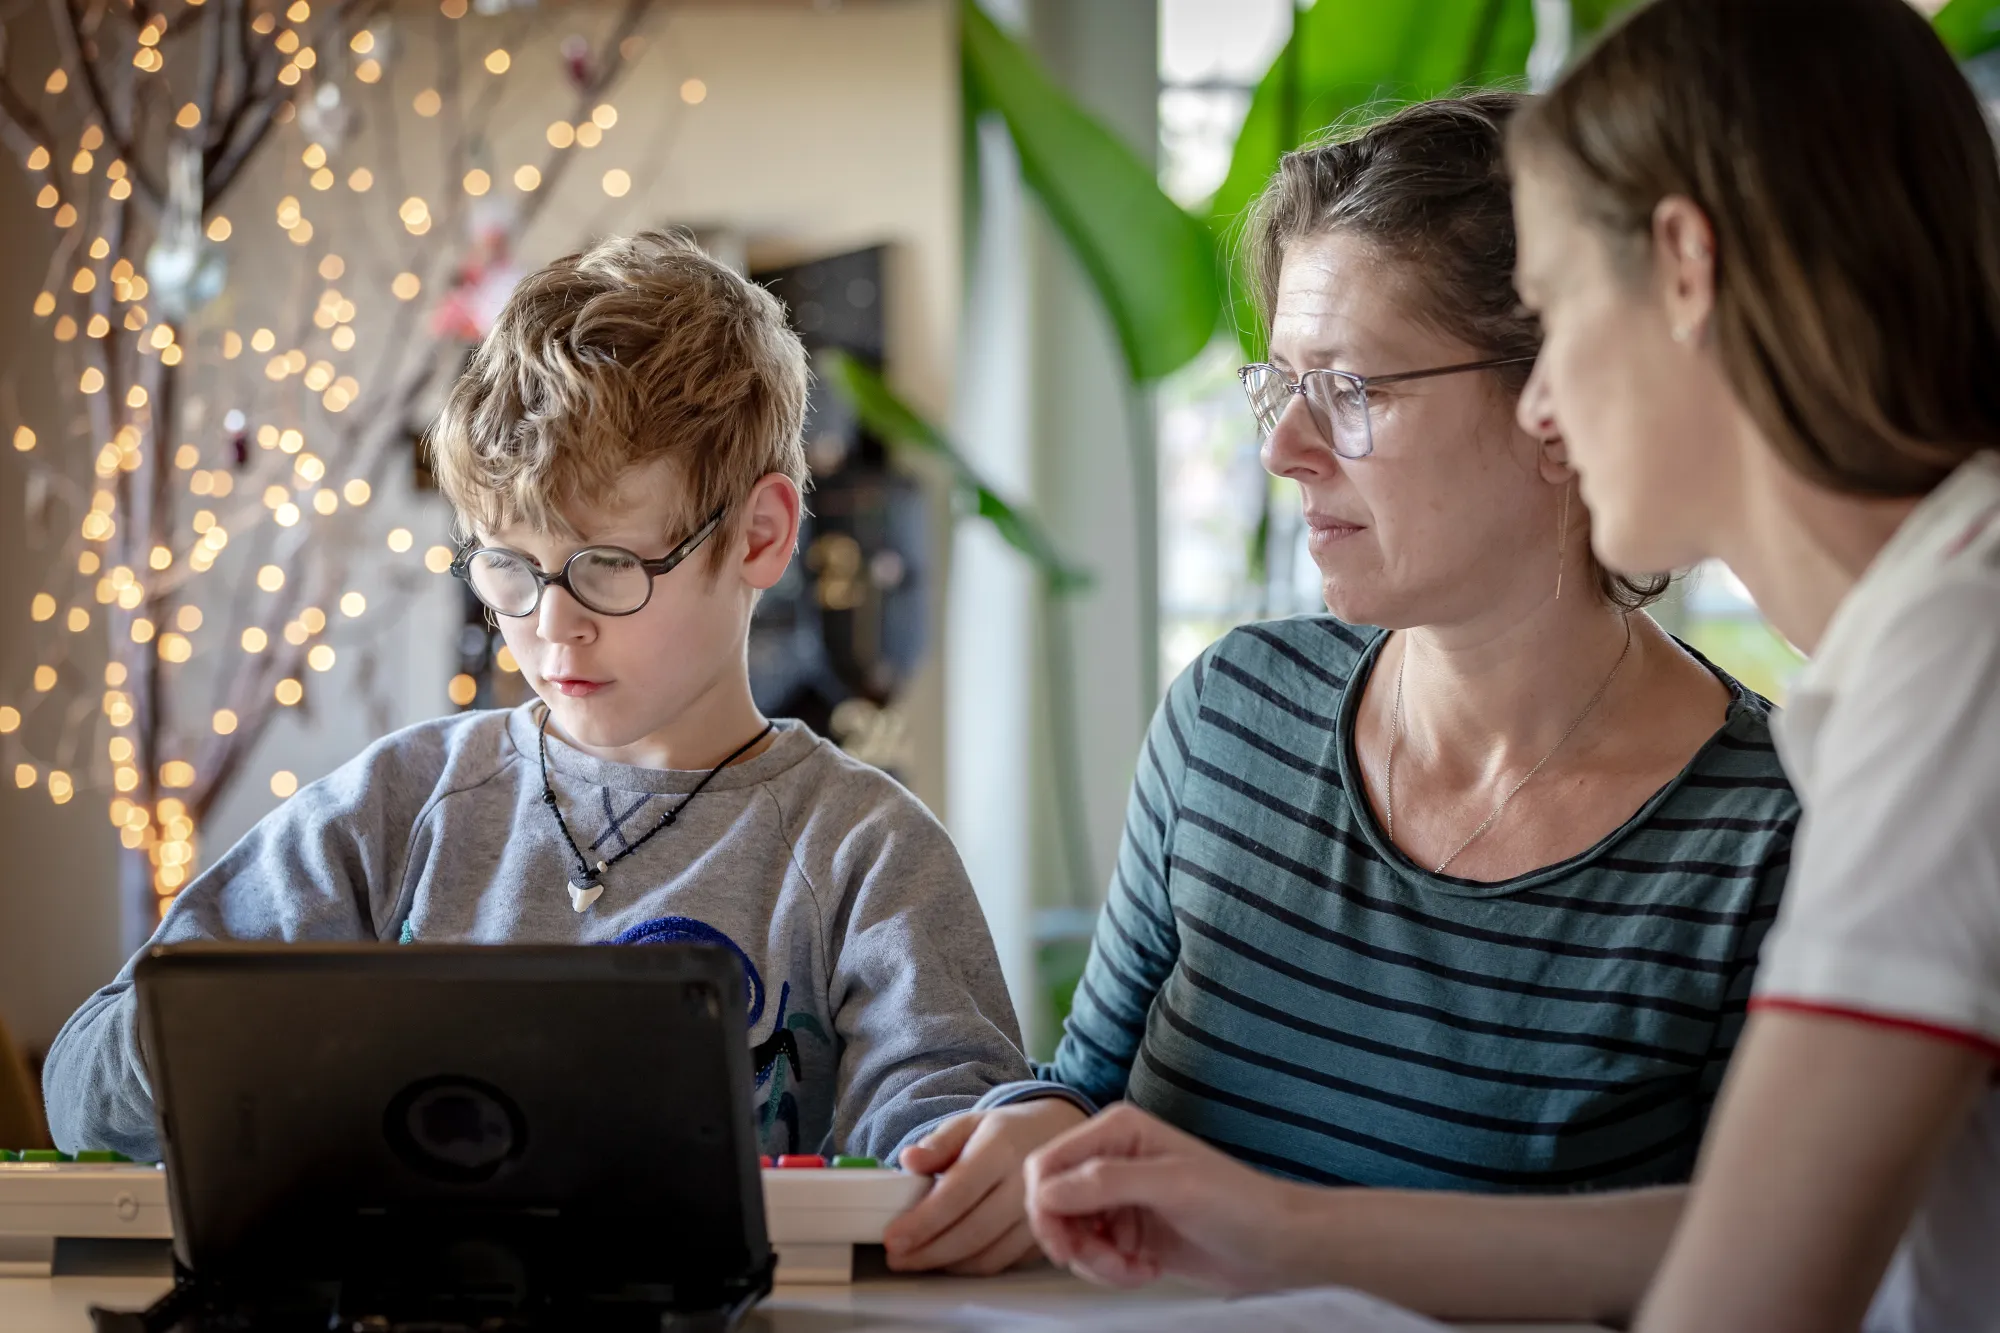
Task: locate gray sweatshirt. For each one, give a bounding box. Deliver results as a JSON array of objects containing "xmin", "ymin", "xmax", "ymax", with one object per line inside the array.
[{"xmin": 45, "ymin": 705, "xmax": 1064, "ymax": 1163}]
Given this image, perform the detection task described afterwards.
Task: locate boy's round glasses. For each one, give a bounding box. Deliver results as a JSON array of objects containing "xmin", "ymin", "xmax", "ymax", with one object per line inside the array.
[
  {"xmin": 450, "ymin": 507, "xmax": 726, "ymax": 618},
  {"xmin": 1238, "ymin": 356, "xmax": 1537, "ymax": 459}
]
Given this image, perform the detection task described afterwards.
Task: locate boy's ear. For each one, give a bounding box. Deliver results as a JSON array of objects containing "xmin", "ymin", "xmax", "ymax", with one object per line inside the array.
[{"xmin": 737, "ymin": 473, "xmax": 802, "ymax": 591}]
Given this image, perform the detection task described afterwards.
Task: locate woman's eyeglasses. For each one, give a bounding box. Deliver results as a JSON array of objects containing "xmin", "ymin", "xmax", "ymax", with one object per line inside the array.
[
  {"xmin": 1238, "ymin": 356, "xmax": 1536, "ymax": 459},
  {"xmin": 450, "ymin": 507, "xmax": 726, "ymax": 618}
]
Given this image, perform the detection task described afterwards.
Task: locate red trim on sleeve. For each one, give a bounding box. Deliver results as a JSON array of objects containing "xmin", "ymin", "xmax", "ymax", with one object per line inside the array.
[
  {"xmin": 1751, "ymin": 998, "xmax": 2000, "ymax": 1064},
  {"xmin": 1940, "ymin": 500, "xmax": 2000, "ymax": 560}
]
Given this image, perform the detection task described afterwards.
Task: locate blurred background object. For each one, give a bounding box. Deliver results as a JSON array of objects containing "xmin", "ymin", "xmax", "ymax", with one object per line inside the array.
[
  {"xmin": 748, "ymin": 246, "xmax": 930, "ymax": 756},
  {"xmin": 2, "ymin": 0, "xmax": 1994, "ymax": 1081},
  {"xmin": 0, "ymin": 1015, "xmax": 51, "ymax": 1151}
]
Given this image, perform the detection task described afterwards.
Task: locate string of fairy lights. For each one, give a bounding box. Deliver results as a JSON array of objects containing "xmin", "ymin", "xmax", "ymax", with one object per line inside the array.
[{"xmin": 0, "ymin": 0, "xmax": 671, "ymax": 920}]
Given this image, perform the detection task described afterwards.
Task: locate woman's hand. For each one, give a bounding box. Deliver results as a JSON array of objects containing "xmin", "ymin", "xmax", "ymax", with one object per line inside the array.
[
  {"xmin": 882, "ymin": 1097, "xmax": 1090, "ymax": 1275},
  {"xmin": 1023, "ymin": 1103, "xmax": 1306, "ymax": 1293}
]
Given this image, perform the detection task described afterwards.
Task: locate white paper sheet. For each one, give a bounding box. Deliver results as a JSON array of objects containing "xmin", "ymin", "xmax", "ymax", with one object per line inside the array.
[{"xmin": 1036, "ymin": 1288, "xmax": 1452, "ymax": 1333}]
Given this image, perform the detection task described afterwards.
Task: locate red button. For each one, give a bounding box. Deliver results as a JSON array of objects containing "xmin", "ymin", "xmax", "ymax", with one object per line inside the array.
[
  {"xmin": 775, "ymin": 1154, "xmax": 826, "ymax": 1169},
  {"xmin": 759, "ymin": 1156, "xmax": 772, "ymax": 1168}
]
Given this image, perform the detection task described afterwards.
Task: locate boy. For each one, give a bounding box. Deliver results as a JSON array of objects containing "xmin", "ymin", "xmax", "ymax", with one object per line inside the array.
[{"xmin": 43, "ymin": 232, "xmax": 1086, "ymax": 1271}]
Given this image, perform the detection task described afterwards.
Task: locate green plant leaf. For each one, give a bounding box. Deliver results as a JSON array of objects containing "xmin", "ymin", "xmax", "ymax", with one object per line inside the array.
[
  {"xmin": 959, "ymin": 0, "xmax": 1220, "ymax": 383},
  {"xmin": 821, "ymin": 350, "xmax": 1092, "ymax": 594},
  {"xmin": 1936, "ymin": 0, "xmax": 2000, "ymax": 59},
  {"xmin": 1570, "ymin": 0, "xmax": 1639, "ymax": 40},
  {"xmin": 1207, "ymin": 0, "xmax": 1537, "ymax": 358}
]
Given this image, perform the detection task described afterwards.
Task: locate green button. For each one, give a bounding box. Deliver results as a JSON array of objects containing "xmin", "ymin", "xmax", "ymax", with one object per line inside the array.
[
  {"xmin": 21, "ymin": 1150, "xmax": 71, "ymax": 1163},
  {"xmin": 74, "ymin": 1150, "xmax": 129, "ymax": 1163},
  {"xmin": 0, "ymin": 1149, "xmax": 18, "ymax": 1162},
  {"xmin": 831, "ymin": 1155, "xmax": 878, "ymax": 1169}
]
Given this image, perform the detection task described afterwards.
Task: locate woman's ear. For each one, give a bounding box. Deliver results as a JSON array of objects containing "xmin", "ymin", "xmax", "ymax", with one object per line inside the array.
[
  {"xmin": 1536, "ymin": 431, "xmax": 1573, "ymax": 486},
  {"xmin": 737, "ymin": 473, "xmax": 803, "ymax": 592},
  {"xmin": 1518, "ymin": 368, "xmax": 1572, "ymax": 485},
  {"xmin": 1652, "ymin": 195, "xmax": 1717, "ymax": 346}
]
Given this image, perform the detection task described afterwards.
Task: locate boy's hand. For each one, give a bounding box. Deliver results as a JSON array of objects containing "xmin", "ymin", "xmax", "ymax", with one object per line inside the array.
[{"xmin": 882, "ymin": 1098, "xmax": 1090, "ymax": 1275}]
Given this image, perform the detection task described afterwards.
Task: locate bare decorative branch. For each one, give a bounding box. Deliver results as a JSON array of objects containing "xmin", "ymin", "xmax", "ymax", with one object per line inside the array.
[
  {"xmin": 48, "ymin": 0, "xmax": 164, "ymax": 211},
  {"xmin": 3, "ymin": 0, "xmax": 665, "ymax": 945},
  {"xmin": 0, "ymin": 23, "xmax": 61, "ymax": 170}
]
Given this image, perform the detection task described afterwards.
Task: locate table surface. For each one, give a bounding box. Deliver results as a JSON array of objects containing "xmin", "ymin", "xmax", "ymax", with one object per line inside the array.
[{"xmin": 0, "ymin": 1265, "xmax": 1611, "ymax": 1332}]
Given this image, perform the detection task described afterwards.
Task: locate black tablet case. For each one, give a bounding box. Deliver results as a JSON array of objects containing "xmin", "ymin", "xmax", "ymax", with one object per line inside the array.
[{"xmin": 119, "ymin": 943, "xmax": 774, "ymax": 1331}]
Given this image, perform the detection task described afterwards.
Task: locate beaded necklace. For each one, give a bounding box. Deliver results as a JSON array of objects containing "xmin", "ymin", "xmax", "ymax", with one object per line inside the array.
[{"xmin": 536, "ymin": 705, "xmax": 774, "ymax": 912}]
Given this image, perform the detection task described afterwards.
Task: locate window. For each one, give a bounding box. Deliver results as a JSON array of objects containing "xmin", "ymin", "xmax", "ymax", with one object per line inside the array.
[
  {"xmin": 1673, "ymin": 561, "xmax": 1805, "ymax": 703},
  {"xmin": 1157, "ymin": 0, "xmax": 1300, "ymax": 685}
]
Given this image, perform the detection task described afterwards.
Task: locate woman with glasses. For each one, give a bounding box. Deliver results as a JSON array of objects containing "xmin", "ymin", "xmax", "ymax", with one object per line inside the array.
[{"xmin": 1013, "ymin": 93, "xmax": 1799, "ymax": 1323}]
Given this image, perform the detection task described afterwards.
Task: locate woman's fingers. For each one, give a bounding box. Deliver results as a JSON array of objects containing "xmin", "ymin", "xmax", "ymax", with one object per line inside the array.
[
  {"xmin": 1061, "ymin": 1218, "xmax": 1161, "ymax": 1289},
  {"xmin": 1110, "ymin": 1202, "xmax": 1145, "ymax": 1258},
  {"xmin": 1025, "ymin": 1195, "xmax": 1082, "ymax": 1265},
  {"xmin": 1028, "ymin": 1112, "xmax": 1277, "ymax": 1294},
  {"xmin": 1028, "ymin": 1187, "xmax": 1171, "ymax": 1288},
  {"xmin": 943, "ymin": 1217, "xmax": 1040, "ymax": 1276},
  {"xmin": 1026, "ymin": 1103, "xmax": 1172, "ymax": 1182},
  {"xmin": 1031, "ymin": 1152, "xmax": 1180, "ymax": 1220}
]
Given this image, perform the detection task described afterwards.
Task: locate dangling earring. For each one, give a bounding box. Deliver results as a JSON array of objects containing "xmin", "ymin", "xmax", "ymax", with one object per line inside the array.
[{"xmin": 1555, "ymin": 483, "xmax": 1571, "ymax": 601}]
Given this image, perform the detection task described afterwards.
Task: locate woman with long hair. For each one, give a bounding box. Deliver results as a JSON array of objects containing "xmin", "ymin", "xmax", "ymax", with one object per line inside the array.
[{"xmin": 1505, "ymin": 1, "xmax": 2000, "ymax": 1329}]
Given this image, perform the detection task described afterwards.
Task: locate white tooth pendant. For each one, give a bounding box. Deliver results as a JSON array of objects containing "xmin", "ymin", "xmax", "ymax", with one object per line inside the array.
[{"xmin": 568, "ymin": 880, "xmax": 603, "ymax": 912}]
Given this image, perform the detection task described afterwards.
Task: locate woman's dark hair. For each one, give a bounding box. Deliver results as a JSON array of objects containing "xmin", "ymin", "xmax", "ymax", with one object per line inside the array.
[
  {"xmin": 1246, "ymin": 92, "xmax": 1669, "ymax": 610},
  {"xmin": 1512, "ymin": 0, "xmax": 2000, "ymax": 494}
]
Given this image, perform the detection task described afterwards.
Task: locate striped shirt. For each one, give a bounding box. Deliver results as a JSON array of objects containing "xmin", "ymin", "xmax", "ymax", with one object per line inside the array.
[{"xmin": 1046, "ymin": 616, "xmax": 1798, "ymax": 1192}]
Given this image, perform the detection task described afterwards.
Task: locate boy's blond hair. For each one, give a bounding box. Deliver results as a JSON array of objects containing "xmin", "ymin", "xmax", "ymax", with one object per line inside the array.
[{"xmin": 429, "ymin": 230, "xmax": 810, "ymax": 567}]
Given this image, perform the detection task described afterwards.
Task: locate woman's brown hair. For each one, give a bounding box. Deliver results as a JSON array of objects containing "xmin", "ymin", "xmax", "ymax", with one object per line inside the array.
[
  {"xmin": 1512, "ymin": 0, "xmax": 2000, "ymax": 495},
  {"xmin": 1246, "ymin": 92, "xmax": 1668, "ymax": 610}
]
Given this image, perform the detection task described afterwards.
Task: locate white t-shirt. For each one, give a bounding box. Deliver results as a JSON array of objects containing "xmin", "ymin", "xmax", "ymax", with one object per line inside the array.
[{"xmin": 1754, "ymin": 450, "xmax": 2000, "ymax": 1333}]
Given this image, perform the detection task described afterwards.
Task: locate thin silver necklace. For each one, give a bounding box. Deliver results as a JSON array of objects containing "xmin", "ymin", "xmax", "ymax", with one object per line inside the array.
[{"xmin": 1384, "ymin": 616, "xmax": 1633, "ymax": 877}]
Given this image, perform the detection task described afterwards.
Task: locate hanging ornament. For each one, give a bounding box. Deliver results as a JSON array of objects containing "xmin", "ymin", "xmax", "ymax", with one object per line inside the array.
[
  {"xmin": 560, "ymin": 34, "xmax": 595, "ymax": 91},
  {"xmin": 145, "ymin": 143, "xmax": 227, "ymax": 322},
  {"xmin": 298, "ymin": 79, "xmax": 358, "ymax": 153},
  {"xmin": 431, "ymin": 197, "xmax": 524, "ymax": 343},
  {"xmin": 223, "ymin": 409, "xmax": 249, "ymax": 469}
]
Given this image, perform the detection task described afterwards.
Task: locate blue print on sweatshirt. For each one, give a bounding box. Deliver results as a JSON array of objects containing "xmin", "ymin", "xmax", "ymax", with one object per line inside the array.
[
  {"xmin": 612, "ymin": 914, "xmax": 828, "ymax": 1154},
  {"xmin": 612, "ymin": 914, "xmax": 767, "ymax": 1027}
]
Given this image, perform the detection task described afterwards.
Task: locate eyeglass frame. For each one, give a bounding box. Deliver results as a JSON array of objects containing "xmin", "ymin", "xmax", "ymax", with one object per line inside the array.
[
  {"xmin": 449, "ymin": 506, "xmax": 728, "ymax": 618},
  {"xmin": 1237, "ymin": 355, "xmax": 1538, "ymax": 459}
]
